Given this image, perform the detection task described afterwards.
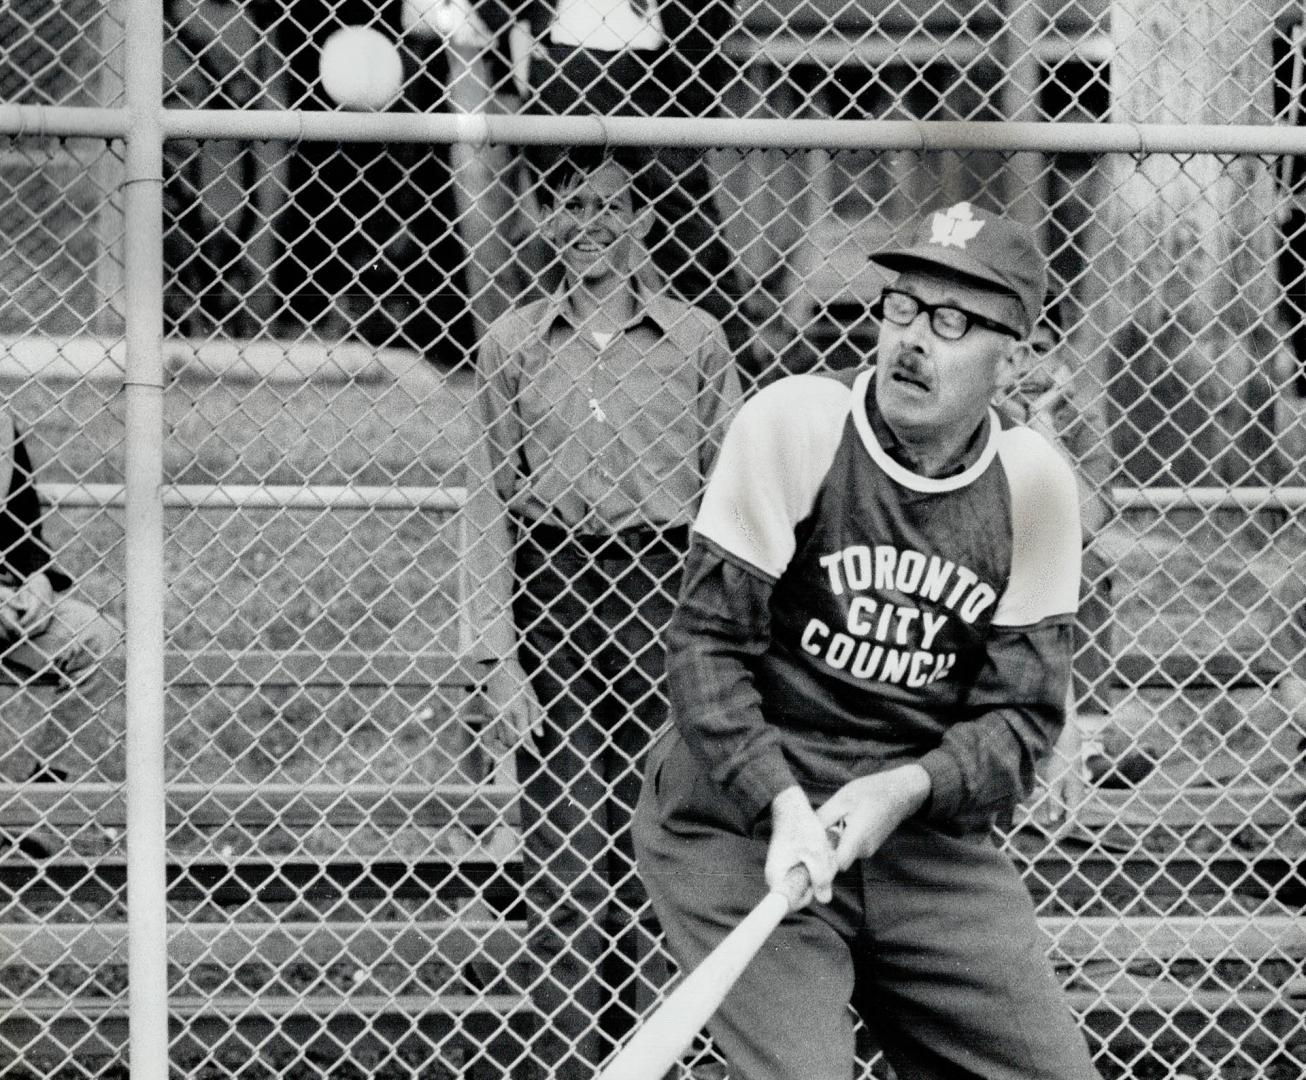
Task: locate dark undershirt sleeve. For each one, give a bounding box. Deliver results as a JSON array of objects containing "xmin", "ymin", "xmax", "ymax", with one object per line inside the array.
[
  {"xmin": 665, "ymin": 537, "xmax": 799, "ymax": 822},
  {"xmin": 917, "ymin": 619, "xmax": 1073, "ymax": 826}
]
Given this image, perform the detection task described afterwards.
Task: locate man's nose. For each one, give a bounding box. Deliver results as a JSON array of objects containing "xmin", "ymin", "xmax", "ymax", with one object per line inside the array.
[{"xmin": 900, "ymin": 310, "xmax": 933, "ymax": 349}]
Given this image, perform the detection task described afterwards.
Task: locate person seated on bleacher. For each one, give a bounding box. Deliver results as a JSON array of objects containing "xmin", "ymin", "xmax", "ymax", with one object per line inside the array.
[
  {"xmin": 461, "ymin": 147, "xmax": 742, "ymax": 1080},
  {"xmin": 0, "ymin": 406, "xmax": 123, "ymax": 857},
  {"xmin": 998, "ymin": 301, "xmax": 1156, "ymax": 824}
]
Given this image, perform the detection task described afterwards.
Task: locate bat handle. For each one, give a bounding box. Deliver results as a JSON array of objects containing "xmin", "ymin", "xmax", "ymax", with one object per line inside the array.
[
  {"xmin": 775, "ymin": 863, "xmax": 813, "ymax": 912},
  {"xmin": 774, "ymin": 823, "xmax": 843, "ymax": 911}
]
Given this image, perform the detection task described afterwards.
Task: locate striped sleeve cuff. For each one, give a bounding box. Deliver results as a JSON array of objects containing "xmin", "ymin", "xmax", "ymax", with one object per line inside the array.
[
  {"xmin": 728, "ymin": 751, "xmax": 801, "ymax": 824},
  {"xmin": 916, "ymin": 746, "xmax": 966, "ymax": 824}
]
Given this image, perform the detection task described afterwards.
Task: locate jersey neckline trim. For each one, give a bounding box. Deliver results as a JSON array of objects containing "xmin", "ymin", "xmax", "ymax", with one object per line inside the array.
[{"xmin": 850, "ymin": 368, "xmax": 1001, "ymax": 493}]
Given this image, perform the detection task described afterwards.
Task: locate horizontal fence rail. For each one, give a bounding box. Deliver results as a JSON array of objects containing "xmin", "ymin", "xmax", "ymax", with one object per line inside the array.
[
  {"xmin": 7, "ymin": 105, "xmax": 1306, "ymax": 155},
  {"xmin": 33, "ymin": 483, "xmax": 1306, "ymax": 512}
]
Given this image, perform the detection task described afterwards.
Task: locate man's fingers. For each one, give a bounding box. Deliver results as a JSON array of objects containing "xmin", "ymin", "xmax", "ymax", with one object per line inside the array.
[
  {"xmin": 766, "ymin": 827, "xmax": 835, "ymax": 900},
  {"xmin": 483, "ymin": 719, "xmax": 511, "ymax": 759},
  {"xmin": 791, "ymin": 858, "xmax": 826, "ymax": 907},
  {"xmin": 505, "ymin": 693, "xmax": 542, "ymax": 743},
  {"xmin": 814, "ymin": 793, "xmax": 850, "ymax": 830},
  {"xmin": 1041, "ymin": 791, "xmax": 1065, "ymax": 826},
  {"xmin": 806, "ymin": 854, "xmax": 833, "ymax": 905},
  {"xmin": 18, "ymin": 606, "xmax": 48, "ymax": 632},
  {"xmin": 832, "ymin": 824, "xmax": 861, "ymax": 871},
  {"xmin": 802, "ymin": 839, "xmax": 839, "ymax": 903},
  {"xmin": 769, "ymin": 852, "xmax": 829, "ymax": 908}
]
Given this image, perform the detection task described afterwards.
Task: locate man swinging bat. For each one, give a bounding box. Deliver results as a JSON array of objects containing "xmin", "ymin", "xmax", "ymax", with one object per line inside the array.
[{"xmin": 632, "ymin": 202, "xmax": 1103, "ymax": 1080}]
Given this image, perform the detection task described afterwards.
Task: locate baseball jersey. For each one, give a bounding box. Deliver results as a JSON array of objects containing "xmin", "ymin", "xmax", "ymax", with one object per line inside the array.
[{"xmin": 666, "ymin": 367, "xmax": 1082, "ymax": 828}]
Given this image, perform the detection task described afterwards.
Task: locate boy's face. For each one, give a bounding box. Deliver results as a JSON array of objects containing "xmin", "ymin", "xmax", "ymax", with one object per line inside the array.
[
  {"xmin": 548, "ymin": 162, "xmax": 646, "ymax": 285},
  {"xmin": 1007, "ymin": 320, "xmax": 1062, "ymax": 401}
]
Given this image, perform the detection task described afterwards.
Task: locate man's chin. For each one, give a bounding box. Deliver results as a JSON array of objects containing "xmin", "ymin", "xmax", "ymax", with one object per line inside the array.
[{"xmin": 877, "ymin": 383, "xmax": 936, "ymax": 426}]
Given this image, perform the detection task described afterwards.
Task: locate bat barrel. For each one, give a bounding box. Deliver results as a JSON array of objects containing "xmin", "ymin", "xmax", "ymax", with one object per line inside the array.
[{"xmin": 596, "ymin": 889, "xmax": 792, "ymax": 1080}]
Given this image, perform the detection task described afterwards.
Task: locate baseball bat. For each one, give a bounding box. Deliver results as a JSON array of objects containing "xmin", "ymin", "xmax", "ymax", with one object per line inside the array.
[{"xmin": 595, "ymin": 865, "xmax": 811, "ymax": 1080}]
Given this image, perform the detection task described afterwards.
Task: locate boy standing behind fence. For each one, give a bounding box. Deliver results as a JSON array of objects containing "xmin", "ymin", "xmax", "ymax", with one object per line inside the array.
[{"xmin": 462, "ymin": 148, "xmax": 742, "ymax": 1079}]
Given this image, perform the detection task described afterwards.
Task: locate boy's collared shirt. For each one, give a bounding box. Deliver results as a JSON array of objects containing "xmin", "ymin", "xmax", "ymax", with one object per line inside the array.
[{"xmin": 474, "ymin": 284, "xmax": 741, "ymax": 534}]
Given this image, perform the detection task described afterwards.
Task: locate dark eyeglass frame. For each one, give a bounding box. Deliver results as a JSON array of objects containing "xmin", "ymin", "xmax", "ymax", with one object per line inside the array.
[{"xmin": 873, "ymin": 288, "xmax": 1023, "ymax": 342}]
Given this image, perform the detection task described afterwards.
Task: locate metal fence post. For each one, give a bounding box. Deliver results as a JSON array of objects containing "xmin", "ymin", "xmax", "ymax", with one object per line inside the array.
[{"xmin": 122, "ymin": 1, "xmax": 168, "ymax": 1077}]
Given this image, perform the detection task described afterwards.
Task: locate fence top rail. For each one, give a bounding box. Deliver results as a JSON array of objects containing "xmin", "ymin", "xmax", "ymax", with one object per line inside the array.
[
  {"xmin": 158, "ymin": 112, "xmax": 1306, "ymax": 155},
  {"xmin": 6, "ymin": 104, "xmax": 1305, "ymax": 155},
  {"xmin": 34, "ymin": 482, "xmax": 1306, "ymax": 513}
]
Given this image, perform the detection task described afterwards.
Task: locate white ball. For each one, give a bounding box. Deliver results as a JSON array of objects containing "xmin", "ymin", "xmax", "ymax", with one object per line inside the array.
[{"xmin": 319, "ymin": 26, "xmax": 403, "ymax": 111}]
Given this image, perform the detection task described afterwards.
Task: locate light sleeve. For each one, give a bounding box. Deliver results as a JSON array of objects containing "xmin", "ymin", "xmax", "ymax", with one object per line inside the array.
[
  {"xmin": 991, "ymin": 426, "xmax": 1082, "ymax": 627},
  {"xmin": 917, "ymin": 428, "xmax": 1082, "ymax": 825},
  {"xmin": 693, "ymin": 374, "xmax": 850, "ymax": 579}
]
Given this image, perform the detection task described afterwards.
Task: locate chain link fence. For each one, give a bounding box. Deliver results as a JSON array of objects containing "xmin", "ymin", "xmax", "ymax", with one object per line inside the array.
[{"xmin": 2, "ymin": 0, "xmax": 1305, "ymax": 1078}]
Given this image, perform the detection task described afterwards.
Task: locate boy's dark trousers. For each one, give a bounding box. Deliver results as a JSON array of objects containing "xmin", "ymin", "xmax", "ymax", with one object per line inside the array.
[{"xmin": 511, "ymin": 524, "xmax": 684, "ymax": 1079}]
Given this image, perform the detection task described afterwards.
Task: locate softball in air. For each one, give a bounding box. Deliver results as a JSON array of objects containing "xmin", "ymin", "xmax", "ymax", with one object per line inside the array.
[{"xmin": 319, "ymin": 26, "xmax": 403, "ymax": 111}]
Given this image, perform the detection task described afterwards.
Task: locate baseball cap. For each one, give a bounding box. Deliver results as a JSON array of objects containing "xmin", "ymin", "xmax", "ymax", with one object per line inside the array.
[{"xmin": 870, "ymin": 202, "xmax": 1046, "ymax": 335}]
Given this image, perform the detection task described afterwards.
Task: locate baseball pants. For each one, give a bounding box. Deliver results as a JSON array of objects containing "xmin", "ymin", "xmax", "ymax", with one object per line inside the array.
[{"xmin": 634, "ymin": 728, "xmax": 1103, "ymax": 1080}]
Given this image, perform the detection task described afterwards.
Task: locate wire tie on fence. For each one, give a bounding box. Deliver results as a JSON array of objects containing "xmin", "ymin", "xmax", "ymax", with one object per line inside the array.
[
  {"xmin": 907, "ymin": 118, "xmax": 931, "ymax": 154},
  {"xmin": 120, "ymin": 175, "xmax": 165, "ymax": 189},
  {"xmin": 2, "ymin": 103, "xmax": 47, "ymax": 139},
  {"xmin": 452, "ymin": 111, "xmax": 490, "ymax": 148}
]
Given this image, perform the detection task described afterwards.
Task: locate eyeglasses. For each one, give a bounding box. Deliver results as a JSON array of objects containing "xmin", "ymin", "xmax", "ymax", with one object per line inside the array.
[{"xmin": 874, "ymin": 289, "xmax": 1022, "ymax": 342}]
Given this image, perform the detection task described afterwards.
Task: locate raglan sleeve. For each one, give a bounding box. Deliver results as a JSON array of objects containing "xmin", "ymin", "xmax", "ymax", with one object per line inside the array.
[
  {"xmin": 667, "ymin": 376, "xmax": 846, "ymax": 822},
  {"xmin": 916, "ymin": 429, "xmax": 1082, "ymax": 826}
]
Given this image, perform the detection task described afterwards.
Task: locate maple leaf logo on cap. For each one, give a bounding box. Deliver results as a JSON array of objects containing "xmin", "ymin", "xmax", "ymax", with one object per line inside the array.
[{"xmin": 929, "ymin": 202, "xmax": 984, "ymax": 249}]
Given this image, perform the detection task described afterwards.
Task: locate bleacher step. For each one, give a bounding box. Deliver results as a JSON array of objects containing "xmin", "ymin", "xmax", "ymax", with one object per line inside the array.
[
  {"xmin": 3, "ymin": 780, "xmax": 1298, "ymax": 832},
  {"xmin": 3, "ymin": 914, "xmax": 1302, "ymax": 969},
  {"xmin": 5, "ymin": 981, "xmax": 1302, "ymax": 1026}
]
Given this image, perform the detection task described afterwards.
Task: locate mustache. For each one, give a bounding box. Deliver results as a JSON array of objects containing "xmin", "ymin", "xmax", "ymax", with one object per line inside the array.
[{"xmin": 887, "ymin": 348, "xmax": 930, "ymax": 381}]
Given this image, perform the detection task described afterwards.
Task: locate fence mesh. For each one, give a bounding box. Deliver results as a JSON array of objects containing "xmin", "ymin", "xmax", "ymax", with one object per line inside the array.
[{"xmin": 2, "ymin": 1, "xmax": 1305, "ymax": 1079}]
